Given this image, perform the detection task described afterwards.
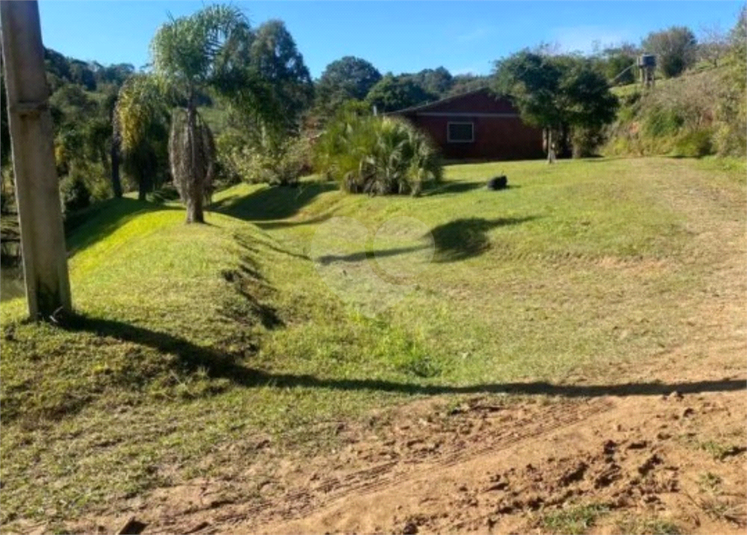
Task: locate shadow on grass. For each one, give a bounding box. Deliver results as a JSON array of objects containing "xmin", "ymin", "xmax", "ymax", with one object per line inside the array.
[
  {"xmin": 317, "ymin": 245, "xmax": 427, "ymax": 265},
  {"xmin": 212, "ymin": 182, "xmax": 338, "ymax": 222},
  {"xmin": 54, "ymin": 313, "xmax": 747, "ymax": 399},
  {"xmin": 430, "ymin": 216, "xmax": 538, "ymax": 262},
  {"xmin": 65, "ymin": 198, "xmax": 181, "ymax": 256},
  {"xmin": 424, "ymin": 181, "xmax": 485, "ymax": 196}
]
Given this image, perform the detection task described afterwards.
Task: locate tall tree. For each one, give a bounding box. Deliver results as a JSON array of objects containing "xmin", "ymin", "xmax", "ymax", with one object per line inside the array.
[
  {"xmin": 642, "ymin": 26, "xmax": 698, "ymax": 78},
  {"xmin": 114, "ymin": 75, "xmax": 169, "ymax": 200},
  {"xmin": 494, "ymin": 50, "xmax": 617, "ymax": 162},
  {"xmin": 151, "ymin": 4, "xmax": 252, "ymax": 223},
  {"xmin": 408, "ymin": 67, "xmax": 453, "ymax": 97},
  {"xmin": 250, "ymin": 19, "xmax": 313, "ymax": 134},
  {"xmin": 365, "ymin": 74, "xmax": 436, "ymax": 113},
  {"xmin": 315, "ymin": 56, "xmax": 381, "ymax": 113}
]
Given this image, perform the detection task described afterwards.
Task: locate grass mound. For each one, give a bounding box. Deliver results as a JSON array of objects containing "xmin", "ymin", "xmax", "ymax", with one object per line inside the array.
[
  {"xmin": 1, "ymin": 157, "xmax": 744, "ymax": 528},
  {"xmin": 1, "ymin": 199, "xmax": 279, "ymax": 424}
]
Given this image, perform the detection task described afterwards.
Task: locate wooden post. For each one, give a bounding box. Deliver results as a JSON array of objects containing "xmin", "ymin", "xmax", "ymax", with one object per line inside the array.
[{"xmin": 1, "ymin": 0, "xmax": 72, "ymax": 319}]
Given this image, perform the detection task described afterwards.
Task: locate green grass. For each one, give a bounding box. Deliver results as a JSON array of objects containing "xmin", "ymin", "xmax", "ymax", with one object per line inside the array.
[
  {"xmin": 538, "ymin": 503, "xmax": 609, "ymax": 534},
  {"xmin": 1, "ymin": 156, "xmax": 744, "ymax": 527},
  {"xmin": 615, "ymin": 516, "xmax": 682, "ymax": 535}
]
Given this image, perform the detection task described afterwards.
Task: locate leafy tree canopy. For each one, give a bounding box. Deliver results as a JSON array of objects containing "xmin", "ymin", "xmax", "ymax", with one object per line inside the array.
[
  {"xmin": 365, "ymin": 74, "xmax": 437, "ymax": 113},
  {"xmin": 316, "ymin": 56, "xmax": 382, "ymax": 111},
  {"xmin": 642, "ymin": 26, "xmax": 698, "ymax": 78},
  {"xmin": 493, "ymin": 50, "xmax": 618, "ymax": 160}
]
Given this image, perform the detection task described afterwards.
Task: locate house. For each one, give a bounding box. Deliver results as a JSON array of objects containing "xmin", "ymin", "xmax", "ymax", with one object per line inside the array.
[{"xmin": 387, "ymin": 88, "xmax": 544, "ymax": 161}]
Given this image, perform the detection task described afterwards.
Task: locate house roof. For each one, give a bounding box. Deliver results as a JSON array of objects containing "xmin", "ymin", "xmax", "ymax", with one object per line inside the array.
[{"xmin": 385, "ymin": 87, "xmax": 506, "ymax": 116}]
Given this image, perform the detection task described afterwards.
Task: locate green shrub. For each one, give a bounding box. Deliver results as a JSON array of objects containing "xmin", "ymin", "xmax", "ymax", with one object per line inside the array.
[
  {"xmin": 60, "ymin": 173, "xmax": 91, "ymax": 213},
  {"xmin": 313, "ymin": 113, "xmax": 442, "ymax": 195},
  {"xmin": 673, "ymin": 129, "xmax": 714, "ymax": 158},
  {"xmin": 218, "ymin": 132, "xmax": 310, "ymax": 186}
]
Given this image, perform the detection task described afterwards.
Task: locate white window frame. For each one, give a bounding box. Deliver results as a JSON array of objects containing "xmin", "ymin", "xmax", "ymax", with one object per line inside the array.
[{"xmin": 447, "ymin": 121, "xmax": 475, "ymax": 143}]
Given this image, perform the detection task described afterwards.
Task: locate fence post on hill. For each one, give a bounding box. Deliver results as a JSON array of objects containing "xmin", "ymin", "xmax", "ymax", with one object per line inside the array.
[{"xmin": 1, "ymin": 0, "xmax": 72, "ymax": 319}]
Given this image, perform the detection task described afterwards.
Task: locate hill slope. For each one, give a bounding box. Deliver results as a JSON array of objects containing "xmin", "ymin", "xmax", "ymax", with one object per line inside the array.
[{"xmin": 1, "ymin": 157, "xmax": 745, "ymax": 533}]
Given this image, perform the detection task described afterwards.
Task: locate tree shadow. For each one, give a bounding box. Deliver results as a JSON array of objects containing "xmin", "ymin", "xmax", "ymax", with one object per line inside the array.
[
  {"xmin": 211, "ymin": 182, "xmax": 338, "ymax": 222},
  {"xmin": 430, "ymin": 216, "xmax": 538, "ymax": 262},
  {"xmin": 424, "ymin": 181, "xmax": 484, "ymax": 196},
  {"xmin": 317, "ymin": 245, "xmax": 428, "ymax": 265},
  {"xmin": 53, "ymin": 313, "xmax": 747, "ymax": 401}
]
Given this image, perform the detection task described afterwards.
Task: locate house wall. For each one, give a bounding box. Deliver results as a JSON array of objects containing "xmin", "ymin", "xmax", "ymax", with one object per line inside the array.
[
  {"xmin": 405, "ymin": 114, "xmax": 544, "ymax": 160},
  {"xmin": 394, "ymin": 90, "xmax": 545, "ymax": 161}
]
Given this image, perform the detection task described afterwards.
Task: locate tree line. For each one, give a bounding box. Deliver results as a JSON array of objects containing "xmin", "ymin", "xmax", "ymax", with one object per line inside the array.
[{"xmin": 1, "ymin": 5, "xmax": 744, "ymax": 232}]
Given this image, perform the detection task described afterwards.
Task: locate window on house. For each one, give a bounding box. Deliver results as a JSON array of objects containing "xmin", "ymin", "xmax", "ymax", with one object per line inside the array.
[{"xmin": 447, "ymin": 122, "xmax": 474, "ymax": 143}]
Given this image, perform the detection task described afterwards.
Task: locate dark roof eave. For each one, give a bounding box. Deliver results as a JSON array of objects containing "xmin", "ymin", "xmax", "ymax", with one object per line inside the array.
[{"xmin": 384, "ymin": 87, "xmax": 512, "ymax": 116}]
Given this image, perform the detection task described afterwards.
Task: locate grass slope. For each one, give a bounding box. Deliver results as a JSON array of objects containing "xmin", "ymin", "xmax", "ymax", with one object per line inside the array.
[{"xmin": 1, "ymin": 157, "xmax": 744, "ymax": 527}]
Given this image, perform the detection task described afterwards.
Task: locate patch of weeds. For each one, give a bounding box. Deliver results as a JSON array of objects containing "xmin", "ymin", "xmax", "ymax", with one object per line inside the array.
[
  {"xmin": 396, "ymin": 352, "xmax": 441, "ymax": 378},
  {"xmin": 697, "ymin": 472, "xmax": 722, "ymax": 493},
  {"xmin": 616, "ymin": 516, "xmax": 681, "ymax": 535},
  {"xmin": 538, "ymin": 503, "xmax": 609, "ymax": 535},
  {"xmin": 697, "ymin": 440, "xmax": 744, "ymax": 461},
  {"xmin": 694, "ymin": 495, "xmax": 746, "ymax": 525}
]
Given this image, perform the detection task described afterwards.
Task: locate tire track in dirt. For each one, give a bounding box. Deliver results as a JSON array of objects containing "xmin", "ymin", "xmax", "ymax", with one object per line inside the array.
[{"xmin": 156, "ymin": 397, "xmax": 616, "ymax": 534}]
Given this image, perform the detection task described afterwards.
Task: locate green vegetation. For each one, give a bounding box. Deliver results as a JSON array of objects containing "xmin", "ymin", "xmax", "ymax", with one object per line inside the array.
[
  {"xmin": 313, "ymin": 113, "xmax": 442, "ymax": 194},
  {"xmin": 494, "ymin": 51, "xmax": 619, "ymax": 160},
  {"xmin": 605, "ymin": 8, "xmax": 746, "ymax": 159},
  {"xmin": 538, "ymin": 503, "xmax": 609, "ymax": 534},
  {"xmin": 365, "ymin": 73, "xmax": 437, "ymax": 113},
  {"xmin": 642, "ymin": 26, "xmax": 698, "ymax": 78},
  {"xmin": 2, "ymin": 157, "xmax": 744, "ymax": 527},
  {"xmin": 615, "ymin": 516, "xmax": 682, "ymax": 535}
]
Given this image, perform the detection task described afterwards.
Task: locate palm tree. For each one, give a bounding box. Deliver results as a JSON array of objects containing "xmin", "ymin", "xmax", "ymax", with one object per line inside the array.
[
  {"xmin": 150, "ymin": 5, "xmax": 252, "ymax": 223},
  {"xmin": 114, "ymin": 75, "xmax": 169, "ymax": 201}
]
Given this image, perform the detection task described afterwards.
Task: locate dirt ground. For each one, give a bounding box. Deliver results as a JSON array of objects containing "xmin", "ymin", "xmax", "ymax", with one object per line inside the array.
[{"xmin": 79, "ymin": 364, "xmax": 746, "ymax": 535}]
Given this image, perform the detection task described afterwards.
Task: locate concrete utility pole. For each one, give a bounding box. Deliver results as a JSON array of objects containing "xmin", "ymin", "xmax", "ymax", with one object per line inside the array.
[{"xmin": 1, "ymin": 0, "xmax": 72, "ymax": 319}]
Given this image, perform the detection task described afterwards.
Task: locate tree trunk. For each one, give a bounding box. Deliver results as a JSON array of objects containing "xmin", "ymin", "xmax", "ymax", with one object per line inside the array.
[
  {"xmin": 185, "ymin": 101, "xmax": 204, "ymax": 224},
  {"xmin": 546, "ymin": 128, "xmax": 556, "ymax": 164},
  {"xmin": 110, "ymin": 138, "xmax": 122, "ymax": 198}
]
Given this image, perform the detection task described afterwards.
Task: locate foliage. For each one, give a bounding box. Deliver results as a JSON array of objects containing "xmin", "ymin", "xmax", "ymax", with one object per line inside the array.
[
  {"xmin": 249, "ymin": 19, "xmax": 314, "ymax": 135},
  {"xmin": 448, "ymin": 74, "xmax": 491, "ymax": 96},
  {"xmin": 313, "ymin": 112, "xmax": 442, "ymax": 195},
  {"xmin": 60, "ymin": 172, "xmax": 92, "ymax": 213},
  {"xmin": 406, "ymin": 67, "xmax": 454, "ymax": 96},
  {"xmin": 115, "ymin": 75, "xmax": 170, "ymax": 200},
  {"xmin": 596, "ymin": 44, "xmax": 638, "ymax": 85},
  {"xmin": 604, "ymin": 15, "xmax": 745, "ymax": 163},
  {"xmin": 642, "ymin": 26, "xmax": 698, "ymax": 78},
  {"xmin": 494, "ymin": 51, "xmax": 618, "ymax": 159},
  {"xmin": 169, "ymin": 108, "xmax": 216, "ymax": 217},
  {"xmin": 315, "ymin": 56, "xmax": 382, "ymax": 113},
  {"xmin": 365, "ymin": 74, "xmax": 437, "ymax": 113},
  {"xmin": 218, "ymin": 131, "xmax": 310, "ymax": 186},
  {"xmin": 151, "ymin": 4, "xmax": 252, "ymax": 222},
  {"xmin": 713, "ymin": 6, "xmax": 747, "ymax": 156}
]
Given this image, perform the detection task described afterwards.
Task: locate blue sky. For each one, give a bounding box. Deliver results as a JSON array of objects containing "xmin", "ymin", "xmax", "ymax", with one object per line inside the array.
[{"xmin": 39, "ymin": 1, "xmax": 743, "ymax": 78}]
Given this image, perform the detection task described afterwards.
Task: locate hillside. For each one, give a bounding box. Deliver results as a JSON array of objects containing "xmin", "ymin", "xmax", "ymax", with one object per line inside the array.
[{"xmin": 1, "ymin": 157, "xmax": 745, "ymax": 534}]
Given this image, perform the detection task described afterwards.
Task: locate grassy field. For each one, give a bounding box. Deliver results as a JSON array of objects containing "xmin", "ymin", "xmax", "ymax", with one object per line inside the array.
[{"xmin": 1, "ymin": 156, "xmax": 744, "ymax": 529}]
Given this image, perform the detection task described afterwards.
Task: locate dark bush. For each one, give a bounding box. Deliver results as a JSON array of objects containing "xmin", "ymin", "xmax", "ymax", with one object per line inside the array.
[{"xmin": 60, "ymin": 174, "xmax": 91, "ymax": 213}]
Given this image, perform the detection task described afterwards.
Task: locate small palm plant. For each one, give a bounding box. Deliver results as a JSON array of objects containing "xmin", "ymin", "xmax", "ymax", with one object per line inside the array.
[{"xmin": 314, "ymin": 113, "xmax": 442, "ymax": 195}]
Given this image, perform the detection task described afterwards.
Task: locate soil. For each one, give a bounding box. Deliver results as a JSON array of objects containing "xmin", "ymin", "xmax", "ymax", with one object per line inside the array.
[{"xmin": 70, "ymin": 325, "xmax": 746, "ymax": 534}]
